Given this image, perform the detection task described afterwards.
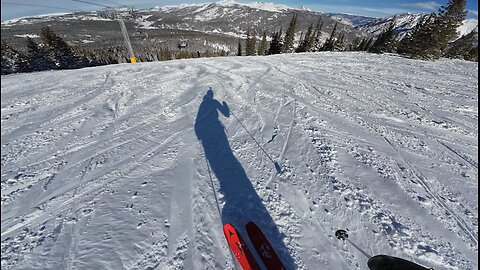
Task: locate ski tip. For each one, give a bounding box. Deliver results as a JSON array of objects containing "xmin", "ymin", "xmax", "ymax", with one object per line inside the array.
[
  {"xmin": 274, "ymin": 162, "xmax": 282, "ymax": 174},
  {"xmin": 335, "ymin": 229, "xmax": 348, "ymax": 240},
  {"xmin": 223, "ymin": 223, "xmax": 233, "ymax": 230}
]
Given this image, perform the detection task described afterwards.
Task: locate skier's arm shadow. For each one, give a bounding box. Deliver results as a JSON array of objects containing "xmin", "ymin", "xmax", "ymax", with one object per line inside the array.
[{"xmin": 195, "ymin": 88, "xmax": 296, "ymax": 269}]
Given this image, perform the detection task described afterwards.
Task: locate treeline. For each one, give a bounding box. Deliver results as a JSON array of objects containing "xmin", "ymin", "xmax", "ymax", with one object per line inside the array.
[
  {"xmin": 2, "ymin": 27, "xmax": 92, "ymax": 75},
  {"xmin": 239, "ymin": 16, "xmax": 351, "ymax": 56},
  {"xmin": 1, "ymin": 26, "xmax": 229, "ymax": 75},
  {"xmin": 75, "ymin": 41, "xmax": 228, "ymax": 64},
  {"xmin": 237, "ymin": 0, "xmax": 476, "ymax": 62}
]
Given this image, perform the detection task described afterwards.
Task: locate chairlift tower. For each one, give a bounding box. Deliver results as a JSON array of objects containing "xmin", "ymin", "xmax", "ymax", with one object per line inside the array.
[
  {"xmin": 117, "ymin": 13, "xmax": 136, "ymax": 63},
  {"xmin": 73, "ymin": 0, "xmax": 137, "ymax": 63}
]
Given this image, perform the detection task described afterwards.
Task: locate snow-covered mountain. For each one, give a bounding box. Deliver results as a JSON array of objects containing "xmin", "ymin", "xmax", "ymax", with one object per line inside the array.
[
  {"xmin": 356, "ymin": 13, "xmax": 430, "ymax": 39},
  {"xmin": 0, "ymin": 0, "xmax": 357, "ymax": 36},
  {"xmin": 458, "ymin": 19, "xmax": 479, "ymax": 37},
  {"xmin": 1, "ymin": 52, "xmax": 478, "ymax": 270},
  {"xmin": 325, "ymin": 13, "xmax": 376, "ymax": 27},
  {"xmin": 1, "ymin": 0, "xmax": 364, "ymax": 54},
  {"xmin": 357, "ymin": 12, "xmax": 479, "ymax": 40}
]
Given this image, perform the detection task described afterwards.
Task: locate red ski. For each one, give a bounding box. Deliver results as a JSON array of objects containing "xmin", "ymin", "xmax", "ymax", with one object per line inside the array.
[
  {"xmin": 246, "ymin": 221, "xmax": 285, "ymax": 270},
  {"xmin": 223, "ymin": 223, "xmax": 260, "ymax": 270}
]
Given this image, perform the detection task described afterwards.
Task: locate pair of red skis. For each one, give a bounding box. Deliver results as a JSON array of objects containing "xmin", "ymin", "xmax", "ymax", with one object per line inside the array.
[{"xmin": 223, "ymin": 222, "xmax": 285, "ymax": 270}]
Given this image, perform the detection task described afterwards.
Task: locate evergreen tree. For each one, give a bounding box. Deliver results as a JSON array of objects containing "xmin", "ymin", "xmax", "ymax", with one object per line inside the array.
[
  {"xmin": 245, "ymin": 30, "xmax": 256, "ymax": 56},
  {"xmin": 1, "ymin": 40, "xmax": 28, "ymax": 74},
  {"xmin": 159, "ymin": 48, "xmax": 173, "ymax": 61},
  {"xmin": 369, "ymin": 16, "xmax": 397, "ymax": 53},
  {"xmin": 356, "ymin": 36, "xmax": 375, "ymax": 51},
  {"xmin": 356, "ymin": 38, "xmax": 367, "ymax": 51},
  {"xmin": 312, "ymin": 18, "xmax": 324, "ymax": 51},
  {"xmin": 296, "ymin": 23, "xmax": 314, "ymax": 53},
  {"xmin": 445, "ymin": 29, "xmax": 479, "ymax": 61},
  {"xmin": 364, "ymin": 37, "xmax": 375, "ymax": 51},
  {"xmin": 296, "ymin": 31, "xmax": 305, "ymax": 53},
  {"xmin": 257, "ymin": 30, "xmax": 268, "ymax": 55},
  {"xmin": 433, "ymin": 0, "xmax": 467, "ymax": 58},
  {"xmin": 398, "ymin": 0, "xmax": 467, "ymax": 60},
  {"xmin": 321, "ymin": 22, "xmax": 338, "ymax": 51},
  {"xmin": 334, "ymin": 32, "xmax": 346, "ymax": 51},
  {"xmin": 79, "ymin": 49, "xmax": 102, "ymax": 67},
  {"xmin": 245, "ymin": 30, "xmax": 251, "ymax": 55},
  {"xmin": 25, "ymin": 37, "xmax": 55, "ymax": 72},
  {"xmin": 41, "ymin": 26, "xmax": 85, "ymax": 69},
  {"xmin": 268, "ymin": 29, "xmax": 283, "ymax": 55},
  {"xmin": 237, "ymin": 39, "xmax": 243, "ymax": 56},
  {"xmin": 348, "ymin": 37, "xmax": 362, "ymax": 51},
  {"xmin": 283, "ymin": 14, "xmax": 297, "ymax": 53},
  {"xmin": 467, "ymin": 46, "xmax": 478, "ymax": 62},
  {"xmin": 397, "ymin": 14, "xmax": 436, "ymax": 58}
]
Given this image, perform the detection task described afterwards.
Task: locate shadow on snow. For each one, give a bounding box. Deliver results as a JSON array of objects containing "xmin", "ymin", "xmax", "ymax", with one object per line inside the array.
[{"xmin": 195, "ymin": 88, "xmax": 295, "ymax": 269}]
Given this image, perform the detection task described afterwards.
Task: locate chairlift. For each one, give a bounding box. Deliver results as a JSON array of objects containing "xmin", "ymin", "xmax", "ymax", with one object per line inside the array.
[
  {"xmin": 178, "ymin": 37, "xmax": 188, "ymax": 49},
  {"xmin": 178, "ymin": 41, "xmax": 188, "ymax": 49}
]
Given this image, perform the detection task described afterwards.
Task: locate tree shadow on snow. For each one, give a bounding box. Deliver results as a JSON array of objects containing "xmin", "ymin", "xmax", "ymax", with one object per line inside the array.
[{"xmin": 195, "ymin": 88, "xmax": 296, "ymax": 269}]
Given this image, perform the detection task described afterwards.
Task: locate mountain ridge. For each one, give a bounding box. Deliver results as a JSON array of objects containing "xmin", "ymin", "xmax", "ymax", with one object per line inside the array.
[{"xmin": 1, "ymin": 0, "xmax": 477, "ymax": 61}]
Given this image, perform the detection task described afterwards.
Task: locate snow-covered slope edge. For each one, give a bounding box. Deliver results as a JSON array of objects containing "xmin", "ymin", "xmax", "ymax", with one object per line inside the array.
[{"xmin": 1, "ymin": 52, "xmax": 478, "ymax": 270}]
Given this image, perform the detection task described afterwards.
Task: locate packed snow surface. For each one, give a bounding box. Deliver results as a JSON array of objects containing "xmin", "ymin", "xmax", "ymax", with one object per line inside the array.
[{"xmin": 1, "ymin": 52, "xmax": 478, "ymax": 270}]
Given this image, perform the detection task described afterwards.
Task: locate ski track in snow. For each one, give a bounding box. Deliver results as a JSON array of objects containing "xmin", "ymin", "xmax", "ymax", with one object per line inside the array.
[{"xmin": 1, "ymin": 52, "xmax": 478, "ymax": 270}]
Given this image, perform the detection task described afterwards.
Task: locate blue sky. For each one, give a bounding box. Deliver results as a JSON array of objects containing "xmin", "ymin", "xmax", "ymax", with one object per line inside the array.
[{"xmin": 1, "ymin": 0, "xmax": 478, "ymax": 21}]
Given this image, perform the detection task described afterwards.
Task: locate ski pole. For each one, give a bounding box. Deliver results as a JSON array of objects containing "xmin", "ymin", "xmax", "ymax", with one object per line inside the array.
[
  {"xmin": 335, "ymin": 229, "xmax": 372, "ymax": 258},
  {"xmin": 204, "ymin": 153, "xmax": 242, "ymax": 270},
  {"xmin": 230, "ymin": 110, "xmax": 282, "ymax": 174},
  {"xmin": 335, "ymin": 230, "xmax": 435, "ymax": 270},
  {"xmin": 204, "ymin": 156, "xmax": 222, "ymax": 218}
]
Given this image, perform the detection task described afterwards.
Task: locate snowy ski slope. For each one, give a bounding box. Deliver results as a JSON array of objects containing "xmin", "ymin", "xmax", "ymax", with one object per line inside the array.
[{"xmin": 1, "ymin": 52, "xmax": 478, "ymax": 270}]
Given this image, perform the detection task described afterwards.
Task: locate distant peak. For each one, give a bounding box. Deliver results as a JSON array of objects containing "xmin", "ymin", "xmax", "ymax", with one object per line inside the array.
[
  {"xmin": 244, "ymin": 1, "xmax": 292, "ymax": 12},
  {"xmin": 216, "ymin": 0, "xmax": 237, "ymax": 6},
  {"xmin": 298, "ymin": 5, "xmax": 311, "ymax": 11}
]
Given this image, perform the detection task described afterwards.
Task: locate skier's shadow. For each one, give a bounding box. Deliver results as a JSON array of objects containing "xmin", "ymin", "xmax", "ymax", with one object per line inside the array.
[{"xmin": 195, "ymin": 88, "xmax": 295, "ymax": 269}]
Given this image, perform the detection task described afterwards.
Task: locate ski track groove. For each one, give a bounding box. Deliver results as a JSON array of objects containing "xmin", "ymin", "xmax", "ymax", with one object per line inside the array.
[
  {"xmin": 11, "ymin": 122, "xmax": 168, "ymax": 212},
  {"xmin": 1, "ymin": 69, "xmax": 191, "ymax": 174},
  {"xmin": 235, "ymin": 58, "xmax": 477, "ymax": 268},
  {"xmin": 1, "ymin": 126, "xmax": 189, "ymax": 239},
  {"xmin": 1, "ymin": 71, "xmax": 115, "ymax": 143},
  {"xmin": 261, "ymin": 86, "xmax": 354, "ymax": 269},
  {"xmin": 436, "ymin": 139, "xmax": 478, "ymax": 170},
  {"xmin": 279, "ymin": 129, "xmax": 352, "ymax": 268},
  {"xmin": 382, "ymin": 136, "xmax": 478, "ymax": 246},
  {"xmin": 270, "ymin": 63, "xmax": 475, "ymax": 268},
  {"xmin": 219, "ymin": 61, "xmax": 408, "ymax": 268},
  {"xmin": 299, "ymin": 70, "xmax": 478, "ymax": 252}
]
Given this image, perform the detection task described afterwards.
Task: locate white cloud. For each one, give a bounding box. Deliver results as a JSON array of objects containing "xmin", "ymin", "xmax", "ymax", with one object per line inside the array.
[
  {"xmin": 467, "ymin": 10, "xmax": 478, "ymax": 16},
  {"xmin": 309, "ymin": 4, "xmax": 410, "ymax": 18},
  {"xmin": 401, "ymin": 1, "xmax": 441, "ymax": 10}
]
